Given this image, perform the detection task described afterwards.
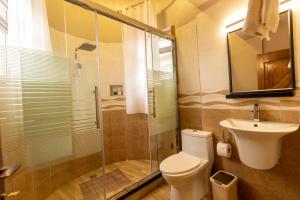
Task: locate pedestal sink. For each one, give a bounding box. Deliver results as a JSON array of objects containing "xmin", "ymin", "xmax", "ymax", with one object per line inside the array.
[{"xmin": 220, "ymin": 119, "xmax": 299, "ymax": 170}]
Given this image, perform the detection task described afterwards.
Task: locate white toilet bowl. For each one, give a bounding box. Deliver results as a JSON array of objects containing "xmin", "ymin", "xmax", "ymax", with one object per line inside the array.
[
  {"xmin": 160, "ymin": 152, "xmax": 210, "ymax": 200},
  {"xmin": 159, "ymin": 129, "xmax": 214, "ymax": 200}
]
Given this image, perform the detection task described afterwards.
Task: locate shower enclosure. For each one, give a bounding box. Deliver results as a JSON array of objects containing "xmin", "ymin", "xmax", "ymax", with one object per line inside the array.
[{"xmin": 0, "ymin": 0, "xmax": 178, "ymax": 199}]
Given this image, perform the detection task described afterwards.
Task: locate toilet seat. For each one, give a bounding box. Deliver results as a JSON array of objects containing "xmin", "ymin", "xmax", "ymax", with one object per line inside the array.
[{"xmin": 160, "ymin": 152, "xmax": 205, "ymax": 175}]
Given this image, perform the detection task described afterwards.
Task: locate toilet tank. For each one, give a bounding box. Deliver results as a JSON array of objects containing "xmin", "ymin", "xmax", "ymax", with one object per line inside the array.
[{"xmin": 181, "ymin": 129, "xmax": 214, "ymax": 163}]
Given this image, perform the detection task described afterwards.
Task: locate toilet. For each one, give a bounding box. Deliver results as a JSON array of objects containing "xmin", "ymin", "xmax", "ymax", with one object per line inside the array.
[{"xmin": 160, "ymin": 129, "xmax": 214, "ymax": 200}]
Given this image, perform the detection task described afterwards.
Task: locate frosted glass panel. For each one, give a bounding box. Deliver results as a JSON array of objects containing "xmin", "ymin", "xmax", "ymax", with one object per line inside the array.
[
  {"xmin": 98, "ymin": 14, "xmax": 151, "ymax": 198},
  {"xmin": 0, "ymin": 1, "xmax": 104, "ymax": 199},
  {"xmin": 147, "ymin": 34, "xmax": 178, "ymax": 169},
  {"xmin": 20, "ymin": 48, "xmax": 72, "ymax": 166}
]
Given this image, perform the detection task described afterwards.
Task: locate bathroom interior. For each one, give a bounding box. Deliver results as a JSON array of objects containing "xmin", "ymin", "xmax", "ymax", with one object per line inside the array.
[{"xmin": 0, "ymin": 0, "xmax": 300, "ymax": 199}]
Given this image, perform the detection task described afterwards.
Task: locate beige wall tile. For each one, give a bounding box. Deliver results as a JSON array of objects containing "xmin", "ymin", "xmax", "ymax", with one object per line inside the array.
[
  {"xmin": 198, "ymin": 109, "xmax": 300, "ymax": 199},
  {"xmin": 179, "ymin": 107, "xmax": 202, "ymax": 130}
]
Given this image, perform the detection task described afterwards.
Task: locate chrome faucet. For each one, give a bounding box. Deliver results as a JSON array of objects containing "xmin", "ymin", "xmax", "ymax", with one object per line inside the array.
[{"xmin": 252, "ymin": 103, "xmax": 260, "ymax": 122}]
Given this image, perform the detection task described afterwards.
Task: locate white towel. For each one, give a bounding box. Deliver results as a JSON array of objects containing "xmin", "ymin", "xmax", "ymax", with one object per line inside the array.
[
  {"xmin": 243, "ymin": 0, "xmax": 279, "ymax": 40},
  {"xmin": 261, "ymin": 0, "xmax": 280, "ymax": 33}
]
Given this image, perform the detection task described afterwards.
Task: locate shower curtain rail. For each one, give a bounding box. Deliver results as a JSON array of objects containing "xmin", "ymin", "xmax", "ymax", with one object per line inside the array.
[{"xmin": 65, "ymin": 0, "xmax": 175, "ymax": 41}]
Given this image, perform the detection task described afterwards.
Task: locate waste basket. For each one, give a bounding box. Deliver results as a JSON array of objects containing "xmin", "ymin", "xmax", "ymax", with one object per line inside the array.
[{"xmin": 210, "ymin": 170, "xmax": 238, "ymax": 200}]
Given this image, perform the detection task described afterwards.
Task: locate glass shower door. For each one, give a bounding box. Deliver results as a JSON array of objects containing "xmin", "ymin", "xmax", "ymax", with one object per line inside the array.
[
  {"xmin": 0, "ymin": 0, "xmax": 104, "ymax": 199},
  {"xmin": 63, "ymin": 2, "xmax": 105, "ymax": 200},
  {"xmin": 147, "ymin": 34, "xmax": 178, "ymax": 172}
]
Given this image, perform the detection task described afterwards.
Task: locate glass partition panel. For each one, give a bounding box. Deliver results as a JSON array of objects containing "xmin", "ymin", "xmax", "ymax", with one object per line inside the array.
[
  {"xmin": 97, "ymin": 14, "xmax": 152, "ymax": 198},
  {"xmin": 147, "ymin": 34, "xmax": 178, "ymax": 171},
  {"xmin": 0, "ymin": 0, "xmax": 104, "ymax": 199},
  {"xmin": 63, "ymin": 2, "xmax": 104, "ymax": 200}
]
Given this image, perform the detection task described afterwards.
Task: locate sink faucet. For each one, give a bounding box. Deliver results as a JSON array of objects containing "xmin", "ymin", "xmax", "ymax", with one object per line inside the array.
[{"xmin": 252, "ymin": 104, "xmax": 260, "ymax": 122}]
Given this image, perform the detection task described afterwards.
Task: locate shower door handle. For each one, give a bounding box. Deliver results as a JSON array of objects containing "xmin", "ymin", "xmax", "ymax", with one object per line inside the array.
[
  {"xmin": 94, "ymin": 86, "xmax": 101, "ymax": 129},
  {"xmin": 149, "ymin": 88, "xmax": 156, "ymax": 118},
  {"xmin": 0, "ymin": 164, "xmax": 21, "ymax": 179},
  {"xmin": 152, "ymin": 88, "xmax": 156, "ymax": 118}
]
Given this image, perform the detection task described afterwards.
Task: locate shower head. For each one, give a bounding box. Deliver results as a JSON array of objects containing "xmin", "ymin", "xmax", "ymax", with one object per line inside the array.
[
  {"xmin": 76, "ymin": 43, "xmax": 96, "ymax": 52},
  {"xmin": 74, "ymin": 43, "xmax": 96, "ymax": 60}
]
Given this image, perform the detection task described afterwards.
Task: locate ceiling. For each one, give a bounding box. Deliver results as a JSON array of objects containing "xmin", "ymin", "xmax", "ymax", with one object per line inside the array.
[
  {"xmin": 45, "ymin": 0, "xmax": 201, "ymax": 42},
  {"xmin": 46, "ymin": 0, "xmax": 125, "ymax": 42},
  {"xmin": 187, "ymin": 0, "xmax": 210, "ymax": 7}
]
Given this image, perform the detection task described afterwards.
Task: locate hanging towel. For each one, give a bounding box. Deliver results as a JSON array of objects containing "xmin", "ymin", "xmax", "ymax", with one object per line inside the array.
[
  {"xmin": 243, "ymin": 0, "xmax": 279, "ymax": 40},
  {"xmin": 261, "ymin": 0, "xmax": 280, "ymax": 33}
]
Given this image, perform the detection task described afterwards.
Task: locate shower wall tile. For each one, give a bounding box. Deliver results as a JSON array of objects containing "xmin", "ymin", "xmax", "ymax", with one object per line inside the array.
[
  {"xmin": 13, "ymin": 170, "xmax": 34, "ymax": 200},
  {"xmin": 105, "ymin": 151, "xmax": 113, "ymax": 164},
  {"xmin": 149, "ymin": 136, "xmax": 159, "ymax": 172},
  {"xmin": 34, "ymin": 176, "xmax": 54, "ymax": 200},
  {"xmin": 155, "ymin": 130, "xmax": 177, "ymax": 163},
  {"xmin": 71, "ymin": 154, "xmax": 93, "ymax": 177},
  {"xmin": 72, "ymin": 132, "xmax": 102, "ymax": 160},
  {"xmin": 103, "ymin": 111, "xmax": 113, "ymax": 164},
  {"xmin": 102, "ymin": 110, "xmax": 150, "ymax": 164},
  {"xmin": 110, "ymin": 110, "xmax": 126, "ymax": 126},
  {"xmin": 32, "ymin": 166, "xmax": 52, "ymax": 187},
  {"xmin": 111, "ymin": 136, "xmax": 126, "ymax": 149},
  {"xmin": 112, "ymin": 149, "xmax": 127, "ymax": 162},
  {"xmin": 72, "ymin": 153, "xmax": 102, "ymax": 177},
  {"xmin": 111, "ymin": 125, "xmax": 125, "ymax": 136},
  {"xmin": 125, "ymin": 113, "xmax": 150, "ymax": 161},
  {"xmin": 85, "ymin": 153, "xmax": 102, "ymax": 172},
  {"xmin": 51, "ymin": 160, "xmax": 74, "ymax": 191}
]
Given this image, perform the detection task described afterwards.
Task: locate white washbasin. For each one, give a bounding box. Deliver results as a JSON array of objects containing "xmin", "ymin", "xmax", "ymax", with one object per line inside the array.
[{"xmin": 220, "ymin": 119, "xmax": 299, "ymax": 170}]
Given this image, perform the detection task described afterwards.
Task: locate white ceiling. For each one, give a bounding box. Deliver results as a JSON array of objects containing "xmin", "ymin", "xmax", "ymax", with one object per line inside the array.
[{"xmin": 188, "ymin": 0, "xmax": 210, "ymax": 7}]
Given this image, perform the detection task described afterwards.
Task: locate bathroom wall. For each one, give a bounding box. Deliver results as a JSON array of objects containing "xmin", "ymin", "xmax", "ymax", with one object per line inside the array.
[
  {"xmin": 176, "ymin": 20, "xmax": 202, "ymax": 130},
  {"xmin": 175, "ymin": 0, "xmax": 300, "ymax": 199},
  {"xmin": 156, "ymin": 0, "xmax": 200, "ymax": 29}
]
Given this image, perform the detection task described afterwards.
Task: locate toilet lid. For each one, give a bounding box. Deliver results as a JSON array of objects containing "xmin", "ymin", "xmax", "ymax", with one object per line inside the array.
[{"xmin": 160, "ymin": 152, "xmax": 201, "ymax": 174}]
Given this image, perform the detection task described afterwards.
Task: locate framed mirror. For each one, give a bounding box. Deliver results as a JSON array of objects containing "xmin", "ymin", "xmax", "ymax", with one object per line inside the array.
[{"xmin": 226, "ymin": 10, "xmax": 295, "ymax": 98}]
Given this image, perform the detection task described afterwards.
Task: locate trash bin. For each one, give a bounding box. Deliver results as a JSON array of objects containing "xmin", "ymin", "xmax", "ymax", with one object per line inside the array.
[{"xmin": 210, "ymin": 170, "xmax": 238, "ymax": 200}]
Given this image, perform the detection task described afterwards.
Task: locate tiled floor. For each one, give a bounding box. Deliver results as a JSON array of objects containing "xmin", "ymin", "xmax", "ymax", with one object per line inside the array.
[
  {"xmin": 46, "ymin": 160, "xmax": 151, "ymax": 200},
  {"xmin": 142, "ymin": 183, "xmax": 213, "ymax": 200}
]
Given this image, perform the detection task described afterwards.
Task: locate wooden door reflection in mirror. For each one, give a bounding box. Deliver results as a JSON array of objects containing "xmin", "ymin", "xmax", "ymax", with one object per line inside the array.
[{"xmin": 257, "ymin": 49, "xmax": 291, "ymax": 90}]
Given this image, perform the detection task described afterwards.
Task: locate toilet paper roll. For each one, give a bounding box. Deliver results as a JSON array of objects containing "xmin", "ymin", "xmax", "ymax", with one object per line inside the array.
[{"xmin": 217, "ymin": 142, "xmax": 232, "ymax": 158}]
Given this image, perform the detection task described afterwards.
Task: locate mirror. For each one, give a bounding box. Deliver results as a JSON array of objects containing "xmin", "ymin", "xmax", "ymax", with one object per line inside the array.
[{"xmin": 226, "ymin": 10, "xmax": 295, "ymax": 98}]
